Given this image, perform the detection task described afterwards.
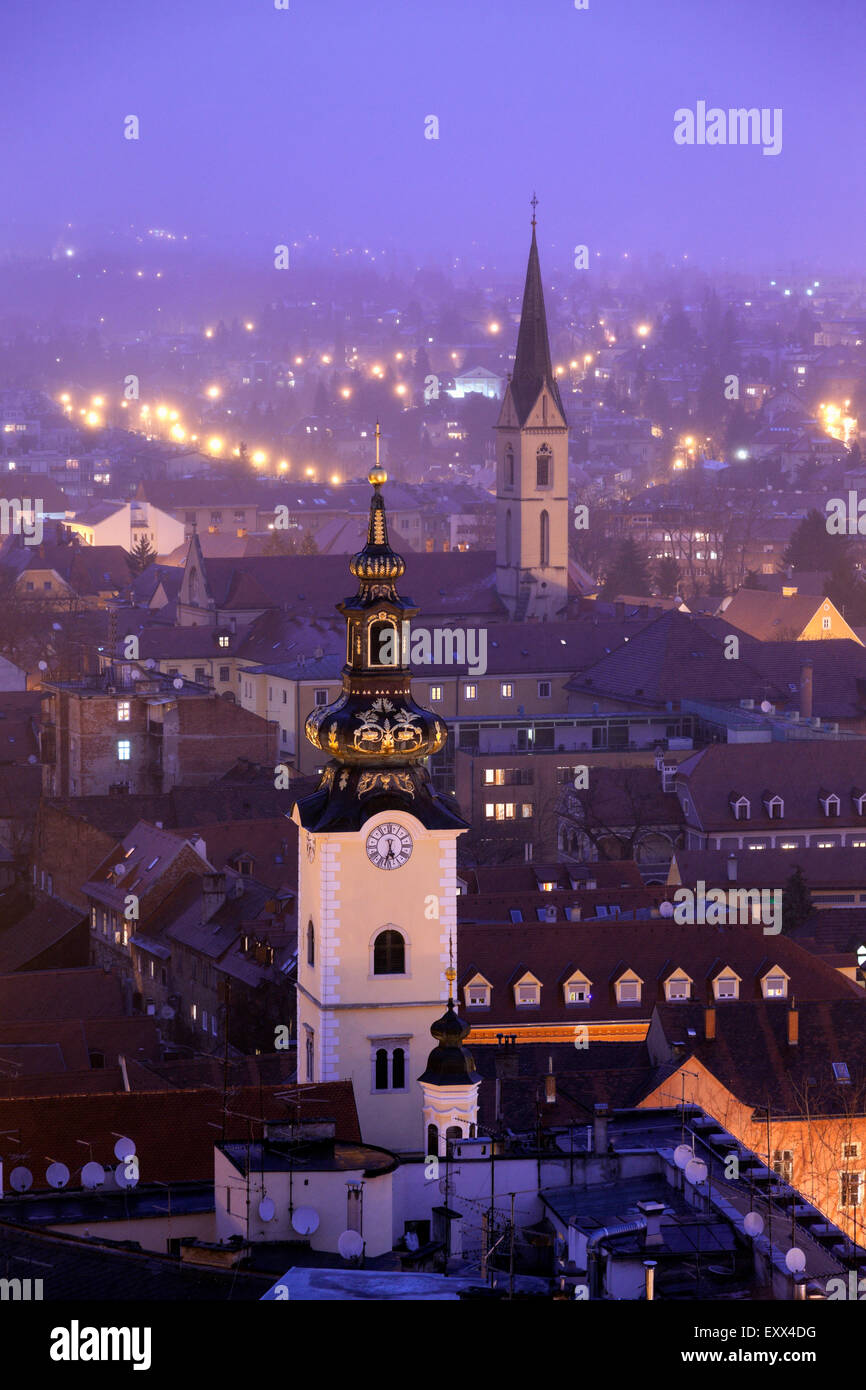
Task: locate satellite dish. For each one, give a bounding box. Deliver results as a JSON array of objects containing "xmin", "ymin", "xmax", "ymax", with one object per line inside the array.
[
  {"xmin": 115, "ymin": 1160, "xmax": 139, "ymax": 1190},
  {"xmin": 38, "ymin": 661, "xmax": 48, "ymax": 672},
  {"xmin": 52, "ymin": 622, "xmax": 63, "ymax": 632},
  {"xmin": 744, "ymin": 1211, "xmax": 764, "ymax": 1237},
  {"xmin": 113, "ymin": 1136, "xmax": 135, "ymax": 1161},
  {"xmin": 685, "ymin": 1157, "xmax": 708, "ymax": 1185},
  {"xmin": 46, "ymin": 1162, "xmax": 70, "ymax": 1189},
  {"xmin": 172, "ymin": 677, "xmax": 183, "ymax": 689},
  {"xmin": 159, "ymin": 1004, "xmax": 175, "ymax": 1020},
  {"xmin": 674, "ymin": 1144, "xmax": 693, "ymax": 1170},
  {"xmin": 27, "ymin": 754, "xmax": 37, "ymax": 764},
  {"xmin": 10, "ymin": 1166, "xmax": 32, "ymax": 1192},
  {"xmin": 144, "ymin": 658, "xmax": 156, "ymax": 669},
  {"xmin": 81, "ymin": 1161, "xmax": 105, "ymax": 1190},
  {"xmin": 405, "ymin": 1230, "xmax": 420, "ymax": 1253},
  {"xmin": 338, "ymin": 1229, "xmax": 364, "ymax": 1261},
  {"xmin": 258, "ymin": 1197, "xmax": 276, "ymax": 1223},
  {"xmin": 291, "ymin": 1206, "xmax": 319, "ymax": 1235},
  {"xmin": 760, "ymin": 700, "xmax": 772, "ymax": 713},
  {"xmin": 786, "ymin": 1247, "xmax": 806, "ymax": 1274},
  {"xmin": 659, "ymin": 901, "xmax": 674, "ymax": 919}
]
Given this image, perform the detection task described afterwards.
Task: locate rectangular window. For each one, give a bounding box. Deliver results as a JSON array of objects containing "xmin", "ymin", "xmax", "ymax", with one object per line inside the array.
[
  {"xmin": 117, "ymin": 739, "xmax": 131, "ymax": 761},
  {"xmin": 218, "ymin": 635, "xmax": 230, "ymax": 648},
  {"xmin": 568, "ymin": 983, "xmax": 589, "ymax": 1003},
  {"xmin": 219, "ymin": 666, "xmax": 230, "ymax": 682},
  {"xmin": 716, "ymin": 977, "xmax": 737, "ymax": 999},
  {"xmin": 467, "ymin": 987, "xmax": 488, "ymax": 1007},
  {"xmin": 538, "ymin": 680, "xmax": 551, "ymax": 698},
  {"xmin": 484, "ymin": 768, "xmax": 505, "ymax": 785},
  {"xmin": 517, "ymin": 985, "xmax": 538, "ymax": 1006},
  {"xmin": 464, "ymin": 683, "xmax": 477, "ymax": 701},
  {"xmin": 191, "ymin": 1002, "xmax": 198, "ymax": 1021},
  {"xmin": 823, "ymin": 616, "xmax": 831, "ymax": 630},
  {"xmin": 500, "ymin": 682, "xmax": 513, "ymax": 699},
  {"xmin": 202, "ymin": 1009, "xmax": 208, "ymax": 1031},
  {"xmin": 618, "ymin": 981, "xmax": 640, "ymax": 1002},
  {"xmin": 314, "ymin": 688, "xmax": 328, "ymax": 706},
  {"xmin": 521, "ymin": 803, "xmax": 533, "ymax": 818},
  {"xmin": 843, "ymin": 1142, "xmax": 861, "ymax": 1160},
  {"xmin": 667, "ymin": 979, "xmax": 689, "ymax": 1000},
  {"xmin": 773, "ymin": 1149, "xmax": 794, "ymax": 1183},
  {"xmin": 765, "ymin": 976, "xmax": 787, "ymax": 998},
  {"xmin": 430, "ymin": 685, "xmax": 443, "ymax": 701},
  {"xmin": 116, "ymin": 701, "xmax": 130, "ymax": 722},
  {"xmin": 841, "ymin": 1171, "xmax": 862, "ymax": 1207}
]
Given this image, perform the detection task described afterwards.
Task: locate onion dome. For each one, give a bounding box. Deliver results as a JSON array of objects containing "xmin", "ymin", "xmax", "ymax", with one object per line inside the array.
[
  {"xmin": 304, "ymin": 462, "xmax": 447, "ymax": 768},
  {"xmin": 418, "ymin": 998, "xmax": 481, "ymax": 1087}
]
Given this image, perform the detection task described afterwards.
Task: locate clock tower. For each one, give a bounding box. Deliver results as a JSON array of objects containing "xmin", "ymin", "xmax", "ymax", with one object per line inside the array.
[{"xmin": 293, "ymin": 456, "xmax": 468, "ymax": 1153}]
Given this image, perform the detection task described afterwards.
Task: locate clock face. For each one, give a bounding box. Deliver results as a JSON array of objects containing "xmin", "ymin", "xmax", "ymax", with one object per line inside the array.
[{"xmin": 366, "ymin": 822, "xmax": 413, "ymax": 870}]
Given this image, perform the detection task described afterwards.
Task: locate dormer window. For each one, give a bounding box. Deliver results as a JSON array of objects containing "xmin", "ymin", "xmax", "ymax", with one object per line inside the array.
[
  {"xmin": 465, "ymin": 975, "xmax": 491, "ymax": 1009},
  {"xmin": 513, "ymin": 973, "xmax": 541, "ymax": 1007},
  {"xmin": 730, "ymin": 795, "xmax": 750, "ymax": 821},
  {"xmin": 564, "ymin": 973, "xmax": 591, "ymax": 1005},
  {"xmin": 714, "ymin": 973, "xmax": 740, "ymax": 1001},
  {"xmin": 820, "ymin": 792, "xmax": 840, "ymax": 817},
  {"xmin": 852, "ymin": 789, "xmax": 866, "ymax": 815},
  {"xmin": 665, "ymin": 972, "xmax": 692, "ymax": 1002},
  {"xmin": 763, "ymin": 794, "xmax": 784, "ymax": 820},
  {"xmin": 616, "ymin": 974, "xmax": 642, "ymax": 1005},
  {"xmin": 762, "ymin": 970, "xmax": 788, "ymax": 999}
]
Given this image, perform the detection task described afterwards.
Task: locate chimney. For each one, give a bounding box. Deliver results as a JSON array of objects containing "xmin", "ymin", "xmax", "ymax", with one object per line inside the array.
[
  {"xmin": 726, "ymin": 854, "xmax": 738, "ymax": 883},
  {"xmin": 788, "ymin": 1001, "xmax": 799, "ymax": 1046},
  {"xmin": 593, "ymin": 1102, "xmax": 609, "ymax": 1154},
  {"xmin": 545, "ymin": 1058, "xmax": 556, "ymax": 1105},
  {"xmin": 800, "ymin": 660, "xmax": 813, "ymax": 720},
  {"xmin": 705, "ymin": 1004, "xmax": 716, "ymax": 1041},
  {"xmin": 201, "ymin": 870, "xmax": 227, "ymax": 921},
  {"xmin": 637, "ymin": 1200, "xmax": 666, "ymax": 1247},
  {"xmin": 644, "ymin": 1259, "xmax": 657, "ymax": 1301},
  {"xmin": 494, "ymin": 1036, "xmax": 519, "ymax": 1080}
]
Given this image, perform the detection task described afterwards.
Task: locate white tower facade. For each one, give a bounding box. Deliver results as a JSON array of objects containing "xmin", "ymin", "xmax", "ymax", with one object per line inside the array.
[{"xmin": 495, "ymin": 212, "xmax": 570, "ymax": 622}]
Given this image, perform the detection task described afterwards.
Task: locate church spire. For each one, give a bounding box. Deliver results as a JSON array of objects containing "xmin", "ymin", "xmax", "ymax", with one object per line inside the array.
[{"xmin": 510, "ymin": 197, "xmax": 565, "ymax": 426}]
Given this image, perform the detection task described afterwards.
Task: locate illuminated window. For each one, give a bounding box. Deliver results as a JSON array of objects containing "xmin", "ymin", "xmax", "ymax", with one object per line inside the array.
[
  {"xmin": 764, "ymin": 974, "xmax": 787, "ymax": 998},
  {"xmin": 117, "ymin": 740, "xmax": 131, "ymax": 761},
  {"xmin": 500, "ymin": 682, "xmax": 513, "ymax": 699},
  {"xmin": 464, "ymin": 683, "xmax": 477, "ymax": 700},
  {"xmin": 218, "ymin": 635, "xmax": 230, "ymax": 648},
  {"xmin": 521, "ymin": 803, "xmax": 533, "ymax": 818},
  {"xmin": 484, "ymin": 769, "xmax": 505, "ymax": 785},
  {"xmin": 430, "ymin": 685, "xmax": 442, "ymax": 701},
  {"xmin": 116, "ymin": 701, "xmax": 130, "ymax": 722}
]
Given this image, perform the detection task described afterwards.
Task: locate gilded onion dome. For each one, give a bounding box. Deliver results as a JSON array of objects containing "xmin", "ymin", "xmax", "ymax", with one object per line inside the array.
[{"xmin": 305, "ymin": 460, "xmax": 446, "ymax": 768}]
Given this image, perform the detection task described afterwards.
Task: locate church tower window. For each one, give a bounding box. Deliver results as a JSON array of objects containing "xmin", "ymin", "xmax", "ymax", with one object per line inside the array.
[
  {"xmin": 536, "ymin": 446, "xmax": 551, "ymax": 488},
  {"xmin": 540, "ymin": 510, "xmax": 550, "ymax": 567},
  {"xmin": 306, "ymin": 920, "xmax": 315, "ymax": 967},
  {"xmin": 373, "ymin": 928, "xmax": 405, "ymax": 975}
]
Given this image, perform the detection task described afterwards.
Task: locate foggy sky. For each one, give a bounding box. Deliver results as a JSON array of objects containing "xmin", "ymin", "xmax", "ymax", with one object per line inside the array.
[{"xmin": 1, "ymin": 0, "xmax": 864, "ymax": 272}]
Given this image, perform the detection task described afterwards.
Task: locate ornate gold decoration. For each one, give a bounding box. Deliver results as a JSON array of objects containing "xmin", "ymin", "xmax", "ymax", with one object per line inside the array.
[
  {"xmin": 357, "ymin": 770, "xmax": 415, "ymax": 798},
  {"xmin": 353, "ymin": 697, "xmax": 423, "ymax": 754}
]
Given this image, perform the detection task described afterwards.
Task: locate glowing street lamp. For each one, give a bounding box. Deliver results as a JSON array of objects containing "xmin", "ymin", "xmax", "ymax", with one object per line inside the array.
[
  {"xmin": 206, "ymin": 385, "xmax": 220, "ymax": 399},
  {"xmin": 207, "ymin": 437, "xmax": 223, "ymax": 453},
  {"xmin": 340, "ymin": 388, "xmax": 352, "ymax": 399},
  {"xmin": 251, "ymin": 450, "xmax": 267, "ymax": 466}
]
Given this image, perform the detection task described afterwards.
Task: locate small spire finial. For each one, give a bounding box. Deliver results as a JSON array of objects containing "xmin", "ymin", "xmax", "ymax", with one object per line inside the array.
[
  {"xmin": 445, "ymin": 933, "xmax": 456, "ymax": 1007},
  {"xmin": 368, "ymin": 421, "xmax": 387, "ymax": 487},
  {"xmin": 530, "ymin": 191, "xmax": 538, "ymax": 229}
]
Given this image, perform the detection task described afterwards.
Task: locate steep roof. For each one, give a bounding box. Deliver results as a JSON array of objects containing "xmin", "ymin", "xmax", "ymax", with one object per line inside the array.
[
  {"xmin": 508, "ymin": 225, "xmax": 566, "ymax": 426},
  {"xmin": 677, "ymin": 742, "xmax": 866, "ymax": 830}
]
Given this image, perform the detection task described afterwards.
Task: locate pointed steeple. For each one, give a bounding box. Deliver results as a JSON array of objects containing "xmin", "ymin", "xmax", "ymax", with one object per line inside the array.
[{"xmin": 510, "ymin": 198, "xmax": 565, "ymax": 426}]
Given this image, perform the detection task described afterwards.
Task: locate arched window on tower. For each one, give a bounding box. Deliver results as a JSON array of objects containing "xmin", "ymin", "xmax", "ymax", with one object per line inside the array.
[
  {"xmin": 368, "ymin": 618, "xmax": 398, "ymax": 667},
  {"xmin": 536, "ymin": 445, "xmax": 552, "ymax": 488},
  {"xmin": 373, "ymin": 928, "xmax": 405, "ymax": 975},
  {"xmin": 504, "ymin": 446, "xmax": 514, "ymax": 489},
  {"xmin": 427, "ymin": 1123, "xmax": 439, "ymax": 1158},
  {"xmin": 392, "ymin": 1047, "xmax": 405, "ymax": 1089},
  {"xmin": 504, "ymin": 508, "xmax": 512, "ymax": 567},
  {"xmin": 445, "ymin": 1125, "xmax": 463, "ymax": 1148},
  {"xmin": 306, "ymin": 919, "xmax": 315, "ymax": 967},
  {"xmin": 188, "ymin": 567, "xmax": 199, "ymax": 604},
  {"xmin": 375, "ymin": 1048, "xmax": 389, "ymax": 1090},
  {"xmin": 540, "ymin": 510, "xmax": 550, "ymax": 567}
]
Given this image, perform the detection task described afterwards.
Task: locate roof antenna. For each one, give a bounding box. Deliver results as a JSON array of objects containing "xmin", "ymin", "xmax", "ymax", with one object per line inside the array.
[
  {"xmin": 530, "ymin": 191, "xmax": 538, "ymax": 230},
  {"xmin": 446, "ymin": 932, "xmax": 456, "ymax": 1009}
]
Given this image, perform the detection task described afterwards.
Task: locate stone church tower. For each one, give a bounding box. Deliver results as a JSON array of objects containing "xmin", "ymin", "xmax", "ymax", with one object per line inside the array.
[
  {"xmin": 495, "ymin": 207, "xmax": 569, "ymax": 621},
  {"xmin": 293, "ymin": 458, "xmax": 468, "ymax": 1154}
]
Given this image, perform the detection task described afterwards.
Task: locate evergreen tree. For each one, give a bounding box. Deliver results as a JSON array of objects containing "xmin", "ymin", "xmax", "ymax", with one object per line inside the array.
[
  {"xmin": 781, "ymin": 508, "xmax": 846, "ymax": 573},
  {"xmin": 782, "ymin": 864, "xmax": 813, "ymax": 935},
  {"xmin": 654, "ymin": 555, "xmax": 681, "ymax": 597},
  {"xmin": 299, "ymin": 530, "xmax": 319, "ymax": 555},
  {"xmin": 130, "ymin": 535, "xmax": 156, "ymax": 574},
  {"xmin": 602, "ymin": 538, "xmax": 651, "ymax": 598}
]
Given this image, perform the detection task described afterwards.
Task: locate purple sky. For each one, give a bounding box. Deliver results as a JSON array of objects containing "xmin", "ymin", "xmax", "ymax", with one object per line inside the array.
[{"xmin": 1, "ymin": 0, "xmax": 864, "ymax": 271}]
